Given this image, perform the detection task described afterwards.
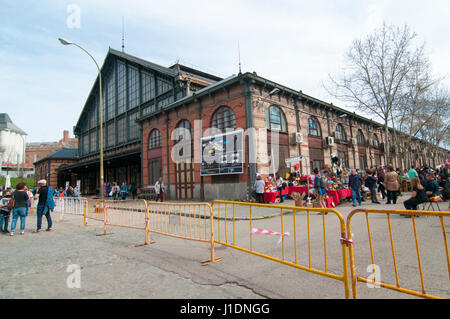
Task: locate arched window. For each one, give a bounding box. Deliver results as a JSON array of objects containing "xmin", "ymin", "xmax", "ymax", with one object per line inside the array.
[
  {"xmin": 373, "ymin": 134, "xmax": 379, "ymax": 147},
  {"xmin": 357, "ymin": 130, "xmax": 365, "ymax": 145},
  {"xmin": 175, "ymin": 120, "xmax": 192, "ymax": 143},
  {"xmin": 174, "ymin": 120, "xmax": 193, "ymax": 158},
  {"xmin": 148, "ymin": 129, "xmax": 162, "ymax": 149},
  {"xmin": 307, "ymin": 117, "xmax": 321, "ymax": 137},
  {"xmin": 266, "ymin": 106, "xmax": 287, "ymax": 132},
  {"xmin": 211, "ymin": 106, "xmax": 236, "ymax": 131},
  {"xmin": 335, "ymin": 124, "xmax": 347, "ymax": 141}
]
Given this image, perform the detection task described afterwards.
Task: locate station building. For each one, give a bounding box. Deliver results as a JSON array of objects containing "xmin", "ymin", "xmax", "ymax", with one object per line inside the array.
[{"xmin": 58, "ymin": 49, "xmax": 449, "ymax": 199}]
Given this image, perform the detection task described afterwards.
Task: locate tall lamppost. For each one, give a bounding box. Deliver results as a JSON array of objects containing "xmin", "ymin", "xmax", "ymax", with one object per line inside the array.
[{"xmin": 59, "ymin": 38, "xmax": 104, "ymax": 198}]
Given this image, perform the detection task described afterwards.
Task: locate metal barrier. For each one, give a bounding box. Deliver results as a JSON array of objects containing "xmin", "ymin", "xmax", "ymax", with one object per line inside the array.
[
  {"xmin": 53, "ymin": 197, "xmax": 88, "ymax": 221},
  {"xmin": 87, "ymin": 199, "xmax": 149, "ymax": 246},
  {"xmin": 347, "ymin": 209, "xmax": 450, "ymax": 299},
  {"xmin": 84, "ymin": 199, "xmax": 104, "ymax": 224},
  {"xmin": 147, "ymin": 202, "xmax": 222, "ymax": 264},
  {"xmin": 211, "ymin": 200, "xmax": 351, "ymax": 299}
]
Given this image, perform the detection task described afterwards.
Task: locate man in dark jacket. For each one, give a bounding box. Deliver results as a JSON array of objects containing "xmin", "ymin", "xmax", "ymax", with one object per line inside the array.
[
  {"xmin": 424, "ymin": 173, "xmax": 440, "ymax": 198},
  {"xmin": 349, "ymin": 169, "xmax": 363, "ymax": 207},
  {"xmin": 365, "ymin": 169, "xmax": 381, "ymax": 204},
  {"xmin": 33, "ymin": 180, "xmax": 55, "ymax": 233}
]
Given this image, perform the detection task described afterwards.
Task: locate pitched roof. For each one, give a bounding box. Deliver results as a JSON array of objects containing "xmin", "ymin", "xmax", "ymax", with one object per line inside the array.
[
  {"xmin": 0, "ymin": 113, "xmax": 27, "ymax": 135},
  {"xmin": 34, "ymin": 148, "xmax": 78, "ymax": 164}
]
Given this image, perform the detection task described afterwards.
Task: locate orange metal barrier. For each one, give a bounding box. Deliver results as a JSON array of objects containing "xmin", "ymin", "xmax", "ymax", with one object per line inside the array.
[
  {"xmin": 211, "ymin": 200, "xmax": 351, "ymax": 299},
  {"xmin": 147, "ymin": 202, "xmax": 222, "ymax": 264},
  {"xmin": 347, "ymin": 209, "xmax": 450, "ymax": 299}
]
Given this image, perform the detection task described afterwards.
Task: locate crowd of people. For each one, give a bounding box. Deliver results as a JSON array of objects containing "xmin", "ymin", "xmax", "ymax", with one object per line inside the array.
[
  {"xmin": 253, "ymin": 162, "xmax": 450, "ymax": 212},
  {"xmin": 0, "ymin": 179, "xmax": 55, "ymax": 236},
  {"xmin": 104, "ymin": 182, "xmax": 138, "ymax": 200}
]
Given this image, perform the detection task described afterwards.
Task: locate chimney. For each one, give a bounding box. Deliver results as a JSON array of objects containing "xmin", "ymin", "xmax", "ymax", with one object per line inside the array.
[{"xmin": 63, "ymin": 130, "xmax": 69, "ymax": 142}]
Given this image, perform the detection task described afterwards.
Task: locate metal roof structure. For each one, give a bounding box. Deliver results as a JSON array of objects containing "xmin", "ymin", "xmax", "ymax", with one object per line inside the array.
[{"xmin": 0, "ymin": 113, "xmax": 27, "ymax": 135}]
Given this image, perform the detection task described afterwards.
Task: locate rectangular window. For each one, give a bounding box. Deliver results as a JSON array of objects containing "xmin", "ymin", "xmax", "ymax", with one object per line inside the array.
[
  {"xmin": 82, "ymin": 134, "xmax": 89, "ymax": 155},
  {"xmin": 359, "ymin": 155, "xmax": 367, "ymax": 170},
  {"xmin": 142, "ymin": 71, "xmax": 155, "ymax": 103},
  {"xmin": 142, "ymin": 103, "xmax": 156, "ymax": 116},
  {"xmin": 89, "ymin": 103, "xmax": 97, "ymax": 129},
  {"xmin": 107, "ymin": 122, "xmax": 115, "ymax": 147},
  {"xmin": 157, "ymin": 77, "xmax": 173, "ymax": 95},
  {"xmin": 158, "ymin": 95, "xmax": 174, "ymax": 108},
  {"xmin": 106, "ymin": 69, "xmax": 115, "ymax": 120},
  {"xmin": 117, "ymin": 117, "xmax": 126, "ymax": 144},
  {"xmin": 128, "ymin": 112, "xmax": 139, "ymax": 140},
  {"xmin": 117, "ymin": 62, "xmax": 126, "ymax": 114},
  {"xmin": 90, "ymin": 131, "xmax": 97, "ymax": 153},
  {"xmin": 128, "ymin": 66, "xmax": 139, "ymax": 109}
]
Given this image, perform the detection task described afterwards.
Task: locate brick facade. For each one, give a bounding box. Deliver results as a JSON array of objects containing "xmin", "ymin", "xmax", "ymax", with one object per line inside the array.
[{"xmin": 139, "ymin": 72, "xmax": 449, "ymax": 201}]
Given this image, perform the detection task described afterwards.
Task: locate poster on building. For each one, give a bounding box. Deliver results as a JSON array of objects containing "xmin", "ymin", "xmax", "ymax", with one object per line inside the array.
[{"xmin": 201, "ymin": 129, "xmax": 244, "ymax": 176}]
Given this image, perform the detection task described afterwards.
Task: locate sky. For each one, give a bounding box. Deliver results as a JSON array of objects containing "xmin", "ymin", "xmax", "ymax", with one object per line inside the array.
[{"xmin": 1, "ymin": 0, "xmax": 449, "ymax": 143}]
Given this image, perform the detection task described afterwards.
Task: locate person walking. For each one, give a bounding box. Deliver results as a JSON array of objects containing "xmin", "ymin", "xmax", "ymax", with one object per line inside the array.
[
  {"xmin": 254, "ymin": 175, "xmax": 266, "ymax": 203},
  {"xmin": 313, "ymin": 168, "xmax": 326, "ymax": 208},
  {"xmin": 112, "ymin": 182, "xmax": 120, "ymax": 200},
  {"xmin": 385, "ymin": 165, "xmax": 400, "ymax": 205},
  {"xmin": 120, "ymin": 182, "xmax": 128, "ymax": 200},
  {"xmin": 0, "ymin": 190, "xmax": 12, "ymax": 233},
  {"xmin": 130, "ymin": 183, "xmax": 137, "ymax": 200},
  {"xmin": 276, "ymin": 175, "xmax": 285, "ymax": 203},
  {"xmin": 155, "ymin": 177, "xmax": 165, "ymax": 202},
  {"xmin": 377, "ymin": 167, "xmax": 387, "ymax": 200},
  {"xmin": 349, "ymin": 169, "xmax": 363, "ymax": 207},
  {"xmin": 365, "ymin": 169, "xmax": 381, "ymax": 204},
  {"xmin": 33, "ymin": 180, "xmax": 55, "ymax": 233},
  {"xmin": 10, "ymin": 182, "xmax": 29, "ymax": 236}
]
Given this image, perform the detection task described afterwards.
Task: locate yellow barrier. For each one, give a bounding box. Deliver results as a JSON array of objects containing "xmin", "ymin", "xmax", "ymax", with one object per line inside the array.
[
  {"xmin": 85, "ymin": 199, "xmax": 149, "ymax": 246},
  {"xmin": 84, "ymin": 199, "xmax": 103, "ymax": 223},
  {"xmin": 147, "ymin": 202, "xmax": 222, "ymax": 264},
  {"xmin": 211, "ymin": 200, "xmax": 351, "ymax": 299},
  {"xmin": 347, "ymin": 209, "xmax": 450, "ymax": 299}
]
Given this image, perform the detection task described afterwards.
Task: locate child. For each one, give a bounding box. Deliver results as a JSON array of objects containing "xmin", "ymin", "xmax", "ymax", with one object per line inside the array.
[{"xmin": 0, "ymin": 191, "xmax": 12, "ymax": 233}]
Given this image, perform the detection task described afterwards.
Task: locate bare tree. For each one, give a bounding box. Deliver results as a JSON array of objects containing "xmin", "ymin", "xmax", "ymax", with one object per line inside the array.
[
  {"xmin": 326, "ymin": 23, "xmax": 429, "ymax": 164},
  {"xmin": 392, "ymin": 52, "xmax": 438, "ymax": 168},
  {"xmin": 416, "ymin": 86, "xmax": 450, "ymax": 167}
]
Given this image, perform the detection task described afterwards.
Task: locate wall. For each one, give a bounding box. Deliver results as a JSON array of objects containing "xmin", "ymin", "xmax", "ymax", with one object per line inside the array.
[{"xmin": 0, "ymin": 130, "xmax": 26, "ymax": 164}]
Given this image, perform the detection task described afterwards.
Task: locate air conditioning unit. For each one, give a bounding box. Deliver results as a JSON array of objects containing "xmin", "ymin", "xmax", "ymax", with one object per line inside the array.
[
  {"xmin": 290, "ymin": 132, "xmax": 304, "ymax": 145},
  {"xmin": 325, "ymin": 136, "xmax": 335, "ymax": 146}
]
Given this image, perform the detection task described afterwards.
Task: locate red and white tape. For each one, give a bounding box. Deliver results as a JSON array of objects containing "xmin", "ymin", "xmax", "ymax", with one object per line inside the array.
[{"xmin": 251, "ymin": 228, "xmax": 290, "ymax": 244}]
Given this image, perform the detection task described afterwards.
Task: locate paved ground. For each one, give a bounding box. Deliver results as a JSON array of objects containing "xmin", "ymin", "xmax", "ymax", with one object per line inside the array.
[{"xmin": 0, "ymin": 193, "xmax": 449, "ymax": 299}]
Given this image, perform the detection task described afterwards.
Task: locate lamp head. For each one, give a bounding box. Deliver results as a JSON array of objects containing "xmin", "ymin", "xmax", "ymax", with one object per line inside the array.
[
  {"xmin": 58, "ymin": 38, "xmax": 72, "ymax": 45},
  {"xmin": 269, "ymin": 88, "xmax": 280, "ymax": 95}
]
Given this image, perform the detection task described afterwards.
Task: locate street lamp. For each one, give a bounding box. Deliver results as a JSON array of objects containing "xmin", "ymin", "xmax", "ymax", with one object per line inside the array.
[{"xmin": 59, "ymin": 38, "xmax": 105, "ymax": 199}]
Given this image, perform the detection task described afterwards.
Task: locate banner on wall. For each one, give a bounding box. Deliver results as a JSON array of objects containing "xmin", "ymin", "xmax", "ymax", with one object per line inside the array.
[{"xmin": 201, "ymin": 129, "xmax": 244, "ymax": 176}]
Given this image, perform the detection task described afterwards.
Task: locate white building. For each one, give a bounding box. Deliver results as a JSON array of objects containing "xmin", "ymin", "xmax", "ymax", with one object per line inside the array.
[{"xmin": 0, "ymin": 113, "xmax": 27, "ymax": 177}]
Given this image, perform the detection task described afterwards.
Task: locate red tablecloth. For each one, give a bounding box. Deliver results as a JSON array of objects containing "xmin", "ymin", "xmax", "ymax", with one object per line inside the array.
[
  {"xmin": 326, "ymin": 188, "xmax": 352, "ymax": 207},
  {"xmin": 287, "ymin": 186, "xmax": 309, "ymax": 195},
  {"xmin": 324, "ymin": 197, "xmax": 335, "ymax": 208},
  {"xmin": 263, "ymin": 188, "xmax": 289, "ymax": 203}
]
